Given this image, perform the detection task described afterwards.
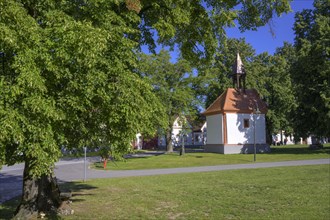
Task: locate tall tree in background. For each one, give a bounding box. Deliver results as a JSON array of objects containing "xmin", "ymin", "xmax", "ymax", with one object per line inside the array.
[
  {"xmin": 0, "ymin": 0, "xmax": 291, "ymax": 217},
  {"xmin": 138, "ymin": 50, "xmax": 196, "ymax": 152},
  {"xmin": 204, "ymin": 40, "xmax": 296, "ymax": 143},
  {"xmin": 291, "ymin": 0, "xmax": 330, "ymax": 139},
  {"xmin": 247, "ymin": 50, "xmax": 295, "ymax": 143},
  {"xmin": 273, "ymin": 42, "xmax": 297, "ymax": 139}
]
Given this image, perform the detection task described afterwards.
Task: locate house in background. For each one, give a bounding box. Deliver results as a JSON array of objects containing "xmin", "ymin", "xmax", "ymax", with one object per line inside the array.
[
  {"xmin": 158, "ymin": 116, "xmax": 207, "ymax": 148},
  {"xmin": 192, "ymin": 121, "xmax": 207, "ymax": 146},
  {"xmin": 158, "ymin": 116, "xmax": 192, "ymax": 147},
  {"xmin": 202, "ymin": 53, "xmax": 270, "ymax": 154}
]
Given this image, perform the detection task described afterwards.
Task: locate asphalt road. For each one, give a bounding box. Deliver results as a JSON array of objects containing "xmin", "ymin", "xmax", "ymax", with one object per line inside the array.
[{"xmin": 1, "ymin": 157, "xmax": 329, "ymax": 204}]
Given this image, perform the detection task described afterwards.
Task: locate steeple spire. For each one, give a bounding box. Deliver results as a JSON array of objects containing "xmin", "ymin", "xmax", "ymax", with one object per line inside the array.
[{"xmin": 232, "ymin": 52, "xmax": 246, "ymax": 90}]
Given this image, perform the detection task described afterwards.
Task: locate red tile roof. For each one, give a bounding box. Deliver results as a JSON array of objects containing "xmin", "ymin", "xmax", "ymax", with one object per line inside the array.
[{"xmin": 202, "ymin": 88, "xmax": 268, "ymax": 116}]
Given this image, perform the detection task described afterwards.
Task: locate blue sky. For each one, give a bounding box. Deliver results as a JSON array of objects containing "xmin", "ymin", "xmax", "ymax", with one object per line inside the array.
[
  {"xmin": 226, "ymin": 0, "xmax": 314, "ymax": 55},
  {"xmin": 141, "ymin": 0, "xmax": 315, "ymax": 61}
]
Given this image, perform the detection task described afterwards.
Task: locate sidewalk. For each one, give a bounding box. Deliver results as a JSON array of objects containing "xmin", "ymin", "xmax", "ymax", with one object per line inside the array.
[{"xmin": 55, "ymin": 158, "xmax": 330, "ymax": 181}]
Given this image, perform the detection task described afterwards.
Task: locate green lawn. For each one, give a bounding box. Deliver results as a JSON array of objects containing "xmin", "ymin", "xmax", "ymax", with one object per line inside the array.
[
  {"xmin": 93, "ymin": 144, "xmax": 330, "ymax": 170},
  {"xmin": 1, "ymin": 144, "xmax": 329, "ymax": 219},
  {"xmin": 2, "ymin": 165, "xmax": 329, "ymax": 219}
]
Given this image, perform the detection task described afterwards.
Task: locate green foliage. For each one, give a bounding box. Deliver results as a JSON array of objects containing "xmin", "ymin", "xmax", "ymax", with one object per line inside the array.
[
  {"xmin": 0, "ymin": 0, "xmax": 294, "ymax": 216},
  {"xmin": 139, "ymin": 0, "xmax": 291, "ymax": 65},
  {"xmin": 99, "ymin": 146, "xmax": 110, "ymax": 160},
  {"xmin": 291, "ymin": 0, "xmax": 330, "ymax": 137},
  {"xmin": 247, "ymin": 50, "xmax": 295, "ymax": 136},
  {"xmin": 0, "ymin": 0, "xmax": 292, "ymax": 174},
  {"xmin": 0, "ymin": 0, "xmax": 164, "ymax": 176},
  {"xmin": 202, "ymin": 38, "xmax": 255, "ymax": 107},
  {"xmin": 203, "ymin": 38, "xmax": 295, "ymax": 137},
  {"xmin": 138, "ymin": 50, "xmax": 196, "ymax": 151}
]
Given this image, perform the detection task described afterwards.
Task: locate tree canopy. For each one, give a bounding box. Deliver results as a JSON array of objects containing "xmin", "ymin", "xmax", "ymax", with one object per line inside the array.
[
  {"xmin": 291, "ymin": 0, "xmax": 330, "ymax": 138},
  {"xmin": 203, "ymin": 0, "xmax": 329, "ymax": 142},
  {"xmin": 138, "ymin": 0, "xmax": 291, "ymax": 64},
  {"xmin": 1, "ymin": 0, "xmax": 166, "ymax": 216},
  {"xmin": 0, "ymin": 0, "xmax": 165, "ymax": 175},
  {"xmin": 0, "ymin": 0, "xmax": 292, "ymax": 217},
  {"xmin": 203, "ymin": 39, "xmax": 295, "ymax": 141},
  {"xmin": 138, "ymin": 50, "xmax": 197, "ymax": 152}
]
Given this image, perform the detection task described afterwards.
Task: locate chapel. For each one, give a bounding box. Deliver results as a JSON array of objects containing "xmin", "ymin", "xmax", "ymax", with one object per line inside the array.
[{"xmin": 202, "ymin": 53, "xmax": 270, "ymax": 154}]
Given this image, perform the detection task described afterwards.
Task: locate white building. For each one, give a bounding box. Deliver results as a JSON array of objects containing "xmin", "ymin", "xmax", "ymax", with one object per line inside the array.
[
  {"xmin": 192, "ymin": 122, "xmax": 207, "ymax": 146},
  {"xmin": 202, "ymin": 53, "xmax": 270, "ymax": 154},
  {"xmin": 158, "ymin": 117, "xmax": 207, "ymax": 147},
  {"xmin": 202, "ymin": 88, "xmax": 270, "ymax": 154}
]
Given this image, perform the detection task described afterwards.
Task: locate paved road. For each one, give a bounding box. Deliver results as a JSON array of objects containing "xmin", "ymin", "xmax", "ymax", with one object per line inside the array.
[{"xmin": 1, "ymin": 157, "xmax": 329, "ymax": 204}]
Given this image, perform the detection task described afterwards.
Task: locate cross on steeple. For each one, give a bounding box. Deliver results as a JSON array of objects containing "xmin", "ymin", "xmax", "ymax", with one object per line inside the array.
[{"xmin": 232, "ymin": 52, "xmax": 246, "ymax": 91}]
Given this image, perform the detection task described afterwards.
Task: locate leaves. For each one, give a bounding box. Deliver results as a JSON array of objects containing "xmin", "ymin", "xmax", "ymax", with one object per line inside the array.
[
  {"xmin": 138, "ymin": 50, "xmax": 197, "ymax": 151},
  {"xmin": 204, "ymin": 38, "xmax": 296, "ymax": 140},
  {"xmin": 0, "ymin": 0, "xmax": 160, "ymax": 175},
  {"xmin": 0, "ymin": 0, "xmax": 292, "ymax": 175},
  {"xmin": 139, "ymin": 0, "xmax": 291, "ymax": 65},
  {"xmin": 291, "ymin": 0, "xmax": 330, "ymax": 137}
]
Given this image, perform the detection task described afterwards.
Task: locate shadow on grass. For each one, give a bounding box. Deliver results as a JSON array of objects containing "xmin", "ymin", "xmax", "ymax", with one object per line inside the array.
[
  {"xmin": 59, "ymin": 181, "xmax": 98, "ymax": 207},
  {"xmin": 0, "ymin": 196, "xmax": 21, "ymax": 220},
  {"xmin": 0, "ymin": 181, "xmax": 97, "ymax": 220},
  {"xmin": 270, "ymin": 146, "xmax": 330, "ymax": 155}
]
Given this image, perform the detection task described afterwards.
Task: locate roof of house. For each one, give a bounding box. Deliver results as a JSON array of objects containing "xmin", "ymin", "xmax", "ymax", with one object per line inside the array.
[
  {"xmin": 191, "ymin": 121, "xmax": 206, "ymax": 132},
  {"xmin": 176, "ymin": 115, "xmax": 206, "ymax": 132},
  {"xmin": 202, "ymin": 88, "xmax": 268, "ymax": 116}
]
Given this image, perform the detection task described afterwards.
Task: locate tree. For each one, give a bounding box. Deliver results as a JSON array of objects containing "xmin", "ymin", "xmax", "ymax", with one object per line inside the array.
[
  {"xmin": 138, "ymin": 50, "xmax": 196, "ymax": 152},
  {"xmin": 1, "ymin": 0, "xmax": 164, "ymax": 217},
  {"xmin": 291, "ymin": 0, "xmax": 330, "ymax": 138},
  {"xmin": 203, "ymin": 38, "xmax": 296, "ymax": 144},
  {"xmin": 247, "ymin": 50, "xmax": 295, "ymax": 143},
  {"xmin": 0, "ymin": 0, "xmax": 291, "ymax": 217},
  {"xmin": 178, "ymin": 116, "xmax": 192, "ymax": 156},
  {"xmin": 273, "ymin": 42, "xmax": 298, "ymax": 139},
  {"xmin": 139, "ymin": 0, "xmax": 291, "ymax": 65}
]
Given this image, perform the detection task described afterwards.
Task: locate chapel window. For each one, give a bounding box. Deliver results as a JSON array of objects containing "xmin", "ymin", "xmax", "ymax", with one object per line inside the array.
[{"xmin": 243, "ymin": 119, "xmax": 250, "ymax": 128}]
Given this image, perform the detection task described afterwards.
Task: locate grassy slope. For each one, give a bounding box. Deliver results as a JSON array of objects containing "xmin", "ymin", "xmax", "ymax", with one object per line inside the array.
[
  {"xmin": 53, "ymin": 165, "xmax": 330, "ymax": 219},
  {"xmin": 93, "ymin": 144, "xmax": 330, "ymax": 170},
  {"xmin": 1, "ymin": 166, "xmax": 329, "ymax": 219},
  {"xmin": 1, "ymin": 145, "xmax": 329, "ymax": 219}
]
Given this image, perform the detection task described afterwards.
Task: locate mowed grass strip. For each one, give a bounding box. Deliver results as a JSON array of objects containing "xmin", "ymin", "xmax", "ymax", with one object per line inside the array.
[
  {"xmin": 1, "ymin": 165, "xmax": 329, "ymax": 219},
  {"xmin": 61, "ymin": 165, "xmax": 330, "ymax": 220},
  {"xmin": 93, "ymin": 144, "xmax": 330, "ymax": 170},
  {"xmin": 42, "ymin": 165, "xmax": 330, "ymax": 219}
]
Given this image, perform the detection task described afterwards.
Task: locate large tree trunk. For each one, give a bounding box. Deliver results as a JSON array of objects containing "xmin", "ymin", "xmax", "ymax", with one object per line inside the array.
[
  {"xmin": 14, "ymin": 160, "xmax": 63, "ymax": 219},
  {"xmin": 166, "ymin": 129, "xmax": 173, "ymax": 153}
]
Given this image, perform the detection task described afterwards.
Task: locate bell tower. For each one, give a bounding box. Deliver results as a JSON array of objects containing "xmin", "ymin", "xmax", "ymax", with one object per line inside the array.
[
  {"xmin": 232, "ymin": 52, "xmax": 246, "ymax": 91},
  {"xmin": 202, "ymin": 51, "xmax": 270, "ymax": 154}
]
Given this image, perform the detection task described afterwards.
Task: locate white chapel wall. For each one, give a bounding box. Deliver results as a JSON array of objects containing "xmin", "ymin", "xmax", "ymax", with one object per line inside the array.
[
  {"xmin": 255, "ymin": 114, "xmax": 266, "ymax": 143},
  {"xmin": 206, "ymin": 114, "xmax": 223, "ymax": 144},
  {"xmin": 226, "ymin": 113, "xmax": 266, "ymax": 144}
]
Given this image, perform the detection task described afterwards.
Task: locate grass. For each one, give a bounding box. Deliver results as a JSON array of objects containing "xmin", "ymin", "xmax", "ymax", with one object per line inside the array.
[
  {"xmin": 92, "ymin": 144, "xmax": 330, "ymax": 170},
  {"xmin": 1, "ymin": 165, "xmax": 329, "ymax": 219}
]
